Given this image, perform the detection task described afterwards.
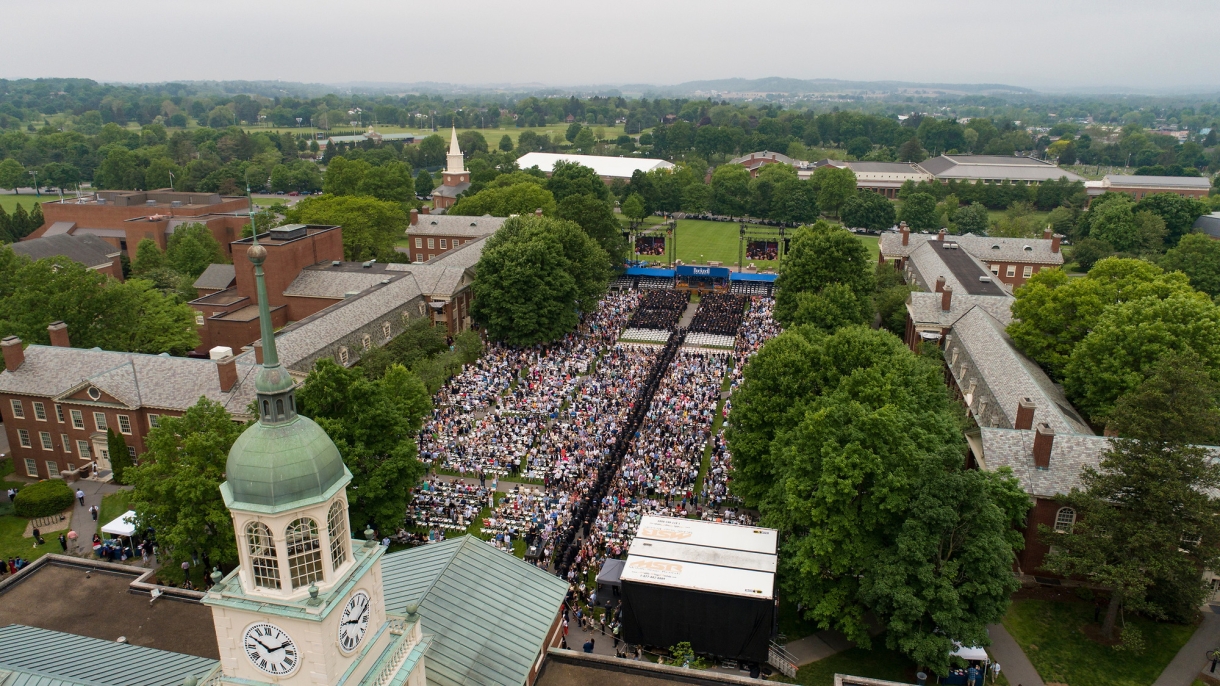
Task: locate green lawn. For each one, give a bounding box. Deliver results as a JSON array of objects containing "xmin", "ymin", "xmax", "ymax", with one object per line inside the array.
[
  {"xmin": 1002, "ymin": 599, "xmax": 1196, "ymax": 686},
  {"xmin": 632, "ymin": 217, "xmax": 878, "ymax": 269},
  {"xmin": 0, "ymin": 194, "xmax": 48, "ymax": 216},
  {"xmin": 97, "ymin": 490, "xmax": 132, "ymax": 538},
  {"xmin": 0, "ymin": 515, "xmax": 51, "ymax": 566},
  {"xmin": 786, "ymin": 640, "xmax": 918, "ymax": 686}
]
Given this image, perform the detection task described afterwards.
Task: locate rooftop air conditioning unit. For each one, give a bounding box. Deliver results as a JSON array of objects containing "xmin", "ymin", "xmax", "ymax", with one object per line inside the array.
[
  {"xmin": 362, "ymin": 261, "xmax": 373, "ymax": 268},
  {"xmin": 979, "ymin": 276, "xmax": 992, "ymax": 283},
  {"xmin": 331, "ymin": 260, "xmax": 341, "ymax": 267},
  {"xmin": 170, "ymin": 201, "xmax": 182, "ymax": 208},
  {"xmin": 146, "ymin": 200, "xmax": 157, "ymax": 206}
]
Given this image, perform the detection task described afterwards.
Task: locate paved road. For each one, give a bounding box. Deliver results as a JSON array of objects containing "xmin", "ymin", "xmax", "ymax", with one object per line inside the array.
[
  {"xmin": 65, "ymin": 479, "xmax": 127, "ymax": 556},
  {"xmin": 1153, "ymin": 605, "xmax": 1220, "ymax": 686},
  {"xmin": 986, "ymin": 623, "xmax": 1044, "ymax": 686}
]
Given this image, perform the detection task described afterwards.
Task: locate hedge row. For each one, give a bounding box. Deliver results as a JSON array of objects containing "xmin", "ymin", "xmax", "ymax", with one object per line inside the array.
[{"xmin": 13, "ymin": 480, "xmax": 74, "ymax": 518}]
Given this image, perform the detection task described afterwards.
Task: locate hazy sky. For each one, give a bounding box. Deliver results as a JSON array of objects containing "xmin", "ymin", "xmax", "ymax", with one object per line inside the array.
[{"xmin": 2, "ymin": 0, "xmax": 1215, "ymax": 92}]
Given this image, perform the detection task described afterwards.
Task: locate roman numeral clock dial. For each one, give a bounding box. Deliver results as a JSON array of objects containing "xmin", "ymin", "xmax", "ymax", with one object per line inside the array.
[
  {"xmin": 242, "ymin": 622, "xmax": 299, "ymax": 676},
  {"xmin": 339, "ymin": 590, "xmax": 372, "ymax": 653}
]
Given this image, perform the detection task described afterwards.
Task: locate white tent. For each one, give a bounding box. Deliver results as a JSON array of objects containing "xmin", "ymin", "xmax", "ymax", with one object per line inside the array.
[
  {"xmin": 950, "ymin": 644, "xmax": 990, "ymax": 663},
  {"xmin": 100, "ymin": 510, "xmax": 137, "ymax": 538}
]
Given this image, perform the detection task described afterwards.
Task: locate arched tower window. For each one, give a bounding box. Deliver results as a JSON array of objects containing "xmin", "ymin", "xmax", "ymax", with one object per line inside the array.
[
  {"xmin": 1054, "ymin": 507, "xmax": 1076, "ymax": 533},
  {"xmin": 276, "ymin": 399, "xmax": 284, "ymax": 417},
  {"xmin": 328, "ymin": 500, "xmax": 348, "ymax": 570},
  {"xmin": 246, "ymin": 522, "xmax": 281, "ymax": 589},
  {"xmin": 285, "ymin": 518, "xmax": 324, "ymax": 588}
]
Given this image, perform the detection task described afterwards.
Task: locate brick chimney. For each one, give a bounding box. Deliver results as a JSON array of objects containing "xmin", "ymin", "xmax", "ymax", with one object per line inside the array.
[
  {"xmin": 935, "ymin": 276, "xmax": 946, "ymax": 293},
  {"xmin": 254, "ymin": 342, "xmax": 263, "ymax": 365},
  {"xmin": 1015, "ymin": 397, "xmax": 1036, "ymax": 430},
  {"xmin": 409, "ymin": 208, "xmax": 419, "ymax": 226},
  {"xmin": 1043, "ymin": 227, "xmax": 1052, "ymax": 240},
  {"xmin": 1051, "ymin": 234, "xmax": 1061, "ymax": 253},
  {"xmin": 1033, "ymin": 422, "xmax": 1055, "ymax": 469},
  {"xmin": 940, "ymin": 286, "xmax": 952, "ymax": 312},
  {"xmin": 900, "ymin": 223, "xmax": 910, "ymax": 246},
  {"xmin": 47, "ymin": 321, "xmax": 70, "ymax": 348},
  {"xmin": 1, "ymin": 336, "xmax": 23, "ymax": 372},
  {"xmin": 217, "ymin": 356, "xmax": 237, "ymax": 392},
  {"xmin": 937, "ymin": 229, "xmax": 946, "ymax": 242}
]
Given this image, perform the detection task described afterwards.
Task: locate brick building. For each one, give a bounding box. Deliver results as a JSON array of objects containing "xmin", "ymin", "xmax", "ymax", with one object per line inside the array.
[
  {"xmin": 8, "ymin": 233, "xmax": 124, "ymax": 281},
  {"xmin": 729, "ymin": 151, "xmax": 804, "ymax": 178},
  {"xmin": 430, "ymin": 127, "xmax": 471, "ymax": 210},
  {"xmin": 402, "ymin": 210, "xmax": 504, "ymax": 263},
  {"xmin": 28, "ymin": 190, "xmax": 250, "ymax": 259},
  {"xmin": 881, "ymin": 224, "xmax": 1063, "ymax": 291},
  {"xmin": 0, "ymin": 323, "xmax": 257, "ymax": 480}
]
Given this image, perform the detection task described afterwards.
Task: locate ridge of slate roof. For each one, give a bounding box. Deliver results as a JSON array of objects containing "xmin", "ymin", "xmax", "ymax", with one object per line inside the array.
[
  {"xmin": 947, "ymin": 306, "xmax": 1092, "ymax": 436},
  {"xmin": 977, "ymin": 428, "xmax": 1112, "ymax": 498},
  {"xmin": 907, "ymin": 291, "xmax": 1014, "ymax": 329},
  {"xmin": 410, "ymin": 215, "xmax": 505, "ymax": 237},
  {"xmin": 381, "ymin": 536, "xmax": 568, "ymax": 686},
  {"xmin": 426, "ymin": 236, "xmax": 488, "ymax": 270},
  {"xmin": 0, "ymin": 625, "xmax": 217, "ymax": 686},
  {"xmin": 0, "ymin": 346, "xmax": 258, "ymax": 417},
  {"xmin": 881, "ymin": 231, "xmax": 1063, "ymax": 265}
]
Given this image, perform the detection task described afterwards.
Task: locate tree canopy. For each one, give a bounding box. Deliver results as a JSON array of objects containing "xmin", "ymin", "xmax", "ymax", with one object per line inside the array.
[
  {"xmin": 1161, "ymin": 232, "xmax": 1220, "ymax": 297},
  {"xmin": 840, "ymin": 190, "xmax": 896, "ymax": 231},
  {"xmin": 556, "ymin": 193, "xmax": 627, "ymax": 268},
  {"xmin": 774, "ymin": 221, "xmax": 874, "ymax": 326},
  {"xmin": 284, "ymin": 194, "xmax": 407, "ymax": 262},
  {"xmin": 726, "ymin": 325, "xmax": 1027, "ymax": 673},
  {"xmin": 449, "ymin": 182, "xmax": 557, "ymax": 217},
  {"xmin": 470, "ymin": 214, "xmax": 610, "ymax": 345},
  {"xmin": 546, "ymin": 161, "xmax": 610, "ymax": 203},
  {"xmin": 296, "ymin": 360, "xmax": 430, "ymax": 533},
  {"xmin": 128, "ymin": 397, "xmax": 242, "ymax": 576}
]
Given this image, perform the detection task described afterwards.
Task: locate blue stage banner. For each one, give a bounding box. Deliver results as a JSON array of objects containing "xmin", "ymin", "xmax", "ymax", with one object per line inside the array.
[{"xmin": 676, "ymin": 265, "xmax": 731, "ymax": 278}]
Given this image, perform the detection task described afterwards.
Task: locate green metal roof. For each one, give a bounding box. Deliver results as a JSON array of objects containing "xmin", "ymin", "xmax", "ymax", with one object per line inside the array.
[
  {"xmin": 0, "ymin": 625, "xmax": 218, "ymax": 686},
  {"xmin": 381, "ymin": 536, "xmax": 569, "ymax": 686},
  {"xmin": 223, "ymin": 414, "xmax": 348, "ymax": 511}
]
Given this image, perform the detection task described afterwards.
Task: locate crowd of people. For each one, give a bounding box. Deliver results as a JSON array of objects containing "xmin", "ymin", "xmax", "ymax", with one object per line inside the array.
[
  {"xmin": 689, "ymin": 294, "xmax": 746, "ymax": 336},
  {"xmin": 406, "ymin": 285, "xmax": 780, "ymax": 608},
  {"xmin": 626, "ymin": 290, "xmax": 689, "ymax": 331}
]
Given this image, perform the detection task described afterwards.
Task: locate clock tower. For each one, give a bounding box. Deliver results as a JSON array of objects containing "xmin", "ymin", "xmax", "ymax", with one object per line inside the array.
[{"xmin": 203, "ymin": 230, "xmax": 428, "ymax": 685}]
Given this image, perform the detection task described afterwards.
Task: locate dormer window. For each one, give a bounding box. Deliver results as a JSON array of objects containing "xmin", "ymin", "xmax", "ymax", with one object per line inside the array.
[{"xmin": 1023, "ymin": 245, "xmax": 1033, "ymax": 251}]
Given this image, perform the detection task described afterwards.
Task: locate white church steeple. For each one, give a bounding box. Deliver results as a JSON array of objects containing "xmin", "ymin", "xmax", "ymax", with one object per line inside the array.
[{"xmin": 446, "ymin": 125, "xmax": 465, "ymax": 175}]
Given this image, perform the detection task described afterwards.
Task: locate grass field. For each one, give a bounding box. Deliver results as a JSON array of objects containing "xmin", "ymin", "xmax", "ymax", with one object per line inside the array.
[
  {"xmin": 631, "ymin": 217, "xmax": 879, "ymax": 269},
  {"xmin": 97, "ymin": 490, "xmax": 132, "ymax": 538},
  {"xmin": 0, "ymin": 194, "xmax": 48, "ymax": 216},
  {"xmin": 1002, "ymin": 599, "xmax": 1195, "ymax": 686}
]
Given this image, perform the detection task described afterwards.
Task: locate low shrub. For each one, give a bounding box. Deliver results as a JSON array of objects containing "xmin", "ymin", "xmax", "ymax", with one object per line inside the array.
[{"xmin": 13, "ymin": 479, "xmax": 74, "ymax": 518}]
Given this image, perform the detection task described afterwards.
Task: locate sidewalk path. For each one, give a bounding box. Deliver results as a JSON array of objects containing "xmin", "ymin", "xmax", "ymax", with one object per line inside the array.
[
  {"xmin": 1153, "ymin": 605, "xmax": 1220, "ymax": 686},
  {"xmin": 784, "ymin": 630, "xmax": 854, "ymax": 666},
  {"xmin": 986, "ymin": 623, "xmax": 1044, "ymax": 686},
  {"xmin": 678, "ymin": 302, "xmax": 699, "ymax": 329},
  {"xmin": 66, "ymin": 479, "xmax": 126, "ymax": 556}
]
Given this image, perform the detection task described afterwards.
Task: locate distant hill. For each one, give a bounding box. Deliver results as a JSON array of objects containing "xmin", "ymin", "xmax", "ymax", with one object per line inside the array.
[{"xmin": 653, "ymin": 77, "xmax": 1035, "ymax": 96}]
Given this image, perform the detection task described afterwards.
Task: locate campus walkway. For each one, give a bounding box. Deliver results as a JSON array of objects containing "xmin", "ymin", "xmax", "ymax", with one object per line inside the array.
[
  {"xmin": 1153, "ymin": 605, "xmax": 1220, "ymax": 686},
  {"xmin": 784, "ymin": 630, "xmax": 854, "ymax": 666},
  {"xmin": 678, "ymin": 302, "xmax": 699, "ymax": 329},
  {"xmin": 65, "ymin": 478, "xmax": 126, "ymax": 555},
  {"xmin": 986, "ymin": 623, "xmax": 1044, "ymax": 686}
]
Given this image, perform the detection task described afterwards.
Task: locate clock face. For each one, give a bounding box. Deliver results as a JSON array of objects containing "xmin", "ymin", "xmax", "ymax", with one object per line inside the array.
[
  {"xmin": 243, "ymin": 622, "xmax": 299, "ymax": 676},
  {"xmin": 338, "ymin": 590, "xmax": 372, "ymax": 653}
]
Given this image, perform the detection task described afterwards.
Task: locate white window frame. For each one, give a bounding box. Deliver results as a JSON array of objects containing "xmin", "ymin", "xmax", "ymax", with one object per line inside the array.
[
  {"xmin": 61, "ymin": 434, "xmax": 71, "ymax": 453},
  {"xmin": 1022, "ymin": 265, "xmax": 1034, "ymax": 278},
  {"xmin": 39, "ymin": 431, "xmax": 53, "ymax": 451},
  {"xmin": 361, "ymin": 334, "xmax": 371, "ymax": 351},
  {"xmin": 416, "ymin": 253, "xmax": 423, "ymax": 262},
  {"xmin": 1006, "ymin": 265, "xmax": 1016, "ymax": 278},
  {"xmin": 439, "ymin": 239, "xmax": 447, "ymax": 249},
  {"xmin": 990, "ymin": 264, "xmax": 999, "ymax": 275},
  {"xmin": 148, "ymin": 414, "xmax": 160, "ymax": 428},
  {"xmin": 17, "ymin": 429, "xmax": 31, "ymax": 448},
  {"xmin": 24, "ymin": 459, "xmax": 37, "ymax": 477},
  {"xmin": 77, "ymin": 440, "xmax": 91, "ymax": 459},
  {"xmin": 414, "ymin": 237, "xmax": 422, "ymax": 248},
  {"xmin": 93, "ymin": 412, "xmax": 107, "ymax": 432},
  {"xmin": 32, "ymin": 402, "xmax": 46, "ymax": 421},
  {"xmin": 1054, "ymin": 507, "xmax": 1075, "ymax": 533},
  {"xmin": 118, "ymin": 415, "xmax": 132, "ymax": 435},
  {"xmin": 382, "ymin": 321, "xmax": 392, "ymax": 340},
  {"xmin": 194, "ymin": 311, "xmax": 205, "ymax": 326},
  {"xmin": 9, "ymin": 399, "xmax": 23, "ymax": 419},
  {"xmin": 55, "ymin": 404, "xmax": 64, "ymax": 423},
  {"xmin": 127, "ymin": 446, "xmax": 136, "ymax": 458},
  {"xmin": 46, "ymin": 461, "xmax": 59, "ymax": 478},
  {"xmin": 338, "ymin": 347, "xmax": 349, "ymax": 366},
  {"xmin": 70, "ymin": 409, "xmax": 85, "ymax": 430},
  {"xmin": 426, "ymin": 238, "xmax": 435, "ymax": 249}
]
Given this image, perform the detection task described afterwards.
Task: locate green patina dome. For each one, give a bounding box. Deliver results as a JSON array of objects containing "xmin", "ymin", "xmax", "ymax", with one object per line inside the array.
[{"xmin": 225, "ymin": 414, "xmax": 346, "ymax": 508}]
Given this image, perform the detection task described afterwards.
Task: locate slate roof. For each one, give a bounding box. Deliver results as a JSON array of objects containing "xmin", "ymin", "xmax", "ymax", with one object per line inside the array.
[
  {"xmin": 431, "ymin": 182, "xmax": 471, "ymax": 198},
  {"xmin": 1104, "ymin": 174, "xmax": 1212, "ymax": 189},
  {"xmin": 283, "ymin": 270, "xmax": 391, "ymax": 299},
  {"xmin": 946, "ymin": 307, "xmax": 1093, "ymax": 436},
  {"xmin": 269, "ymin": 275, "xmax": 424, "ymax": 371},
  {"xmin": 0, "ymin": 346, "xmax": 258, "ymax": 418},
  {"xmin": 426, "ymin": 236, "xmax": 488, "ymax": 270},
  {"xmin": 42, "ymin": 221, "xmax": 75, "ymax": 237},
  {"xmin": 907, "ymin": 291, "xmax": 1014, "ymax": 329},
  {"xmin": 9, "ymin": 233, "xmax": 118, "ymax": 269},
  {"xmin": 192, "ymin": 263, "xmax": 236, "ymax": 291},
  {"xmin": 1195, "ymin": 213, "xmax": 1220, "ymax": 239},
  {"xmin": 977, "ymin": 428, "xmax": 1112, "ymax": 498},
  {"xmin": 387, "ymin": 264, "xmax": 469, "ymax": 297},
  {"xmin": 881, "ymin": 231, "xmax": 1064, "ymax": 266},
  {"xmin": 845, "ymin": 161, "xmax": 927, "ymax": 174},
  {"xmin": 381, "ymin": 536, "xmax": 568, "ymax": 686},
  {"xmin": 0, "ymin": 625, "xmax": 217, "ymax": 686},
  {"xmin": 904, "ymin": 239, "xmax": 1007, "ymax": 296},
  {"xmin": 409, "ymin": 215, "xmax": 505, "ymax": 237}
]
